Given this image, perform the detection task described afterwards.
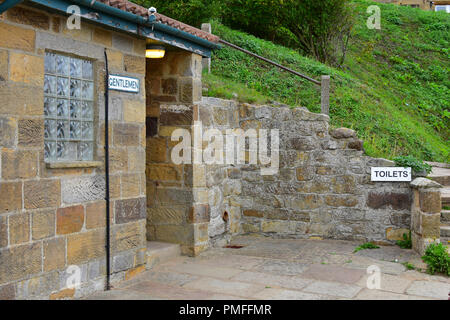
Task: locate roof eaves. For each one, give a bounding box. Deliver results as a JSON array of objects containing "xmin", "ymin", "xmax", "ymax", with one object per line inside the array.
[
  {"xmin": 20, "ymin": 0, "xmax": 220, "ymax": 56},
  {"xmin": 97, "ymin": 0, "xmax": 220, "ymax": 44}
]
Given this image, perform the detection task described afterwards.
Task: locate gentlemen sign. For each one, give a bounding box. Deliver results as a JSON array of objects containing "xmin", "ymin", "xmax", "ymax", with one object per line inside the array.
[
  {"xmin": 371, "ymin": 167, "xmax": 411, "ymax": 182},
  {"xmin": 108, "ymin": 75, "xmax": 140, "ymax": 93}
]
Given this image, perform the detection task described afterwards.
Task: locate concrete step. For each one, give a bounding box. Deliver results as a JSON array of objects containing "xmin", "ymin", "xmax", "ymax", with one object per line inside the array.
[
  {"xmin": 425, "ymin": 161, "xmax": 450, "ymax": 169},
  {"xmin": 440, "ymin": 225, "xmax": 450, "ymax": 238},
  {"xmin": 442, "ymin": 210, "xmax": 450, "ymax": 223},
  {"xmin": 429, "ymin": 175, "xmax": 450, "ymax": 186},
  {"xmin": 441, "ymin": 187, "xmax": 450, "ymax": 206},
  {"xmin": 146, "ymin": 241, "xmax": 181, "ymax": 270},
  {"xmin": 428, "ymin": 165, "xmax": 450, "ymax": 186}
]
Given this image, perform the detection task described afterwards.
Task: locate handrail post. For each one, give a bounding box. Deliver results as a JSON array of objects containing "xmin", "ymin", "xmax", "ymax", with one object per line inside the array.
[
  {"xmin": 201, "ymin": 23, "xmax": 212, "ymax": 73},
  {"xmin": 321, "ymin": 75, "xmax": 330, "ymax": 115}
]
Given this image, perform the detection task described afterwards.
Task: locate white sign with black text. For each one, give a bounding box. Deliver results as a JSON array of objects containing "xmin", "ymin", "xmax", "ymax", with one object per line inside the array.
[
  {"xmin": 108, "ymin": 74, "xmax": 140, "ymax": 93},
  {"xmin": 371, "ymin": 167, "xmax": 411, "ymax": 182}
]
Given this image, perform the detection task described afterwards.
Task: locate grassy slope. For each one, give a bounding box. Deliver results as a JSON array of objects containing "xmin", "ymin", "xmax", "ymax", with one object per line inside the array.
[{"xmin": 203, "ymin": 0, "xmax": 449, "ymax": 162}]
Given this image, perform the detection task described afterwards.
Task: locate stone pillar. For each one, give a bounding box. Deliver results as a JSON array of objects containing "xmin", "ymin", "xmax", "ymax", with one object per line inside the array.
[
  {"xmin": 201, "ymin": 23, "xmax": 211, "ymax": 73},
  {"xmin": 320, "ymin": 75, "xmax": 330, "ymax": 115},
  {"xmin": 145, "ymin": 51, "xmax": 205, "ymax": 256},
  {"xmin": 410, "ymin": 178, "xmax": 442, "ymax": 255}
]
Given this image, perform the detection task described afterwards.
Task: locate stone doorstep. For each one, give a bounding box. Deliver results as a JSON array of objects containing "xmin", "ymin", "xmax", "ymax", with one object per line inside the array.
[{"xmin": 146, "ymin": 241, "xmax": 181, "ymax": 269}]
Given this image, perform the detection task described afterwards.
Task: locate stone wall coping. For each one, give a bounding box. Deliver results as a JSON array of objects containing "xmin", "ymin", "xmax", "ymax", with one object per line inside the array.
[
  {"xmin": 330, "ymin": 127, "xmax": 356, "ymax": 139},
  {"xmin": 46, "ymin": 161, "xmax": 103, "ymax": 169},
  {"xmin": 365, "ymin": 157, "xmax": 396, "ymax": 167},
  {"xmin": 410, "ymin": 177, "xmax": 442, "ymax": 189}
]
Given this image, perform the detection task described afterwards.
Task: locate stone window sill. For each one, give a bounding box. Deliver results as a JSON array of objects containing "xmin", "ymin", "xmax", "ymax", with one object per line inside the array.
[{"xmin": 46, "ymin": 161, "xmax": 103, "ymax": 169}]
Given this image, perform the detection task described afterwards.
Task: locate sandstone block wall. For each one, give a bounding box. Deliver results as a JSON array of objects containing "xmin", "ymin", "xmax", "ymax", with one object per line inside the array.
[
  {"xmin": 410, "ymin": 178, "xmax": 442, "ymax": 255},
  {"xmin": 0, "ymin": 5, "xmax": 147, "ymax": 299},
  {"xmin": 145, "ymin": 50, "xmax": 207, "ymax": 256},
  {"xmin": 145, "ymin": 92, "xmax": 414, "ymax": 253},
  {"xmin": 0, "ymin": 4, "xmax": 420, "ymax": 300}
]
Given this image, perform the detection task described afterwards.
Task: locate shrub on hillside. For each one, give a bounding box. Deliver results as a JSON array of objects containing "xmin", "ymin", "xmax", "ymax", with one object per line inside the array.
[
  {"xmin": 136, "ymin": 0, "xmax": 355, "ymax": 66},
  {"xmin": 222, "ymin": 0, "xmax": 355, "ymax": 66}
]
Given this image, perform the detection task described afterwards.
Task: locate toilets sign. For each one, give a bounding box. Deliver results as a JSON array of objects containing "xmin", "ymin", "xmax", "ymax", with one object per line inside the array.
[{"xmin": 371, "ymin": 167, "xmax": 411, "ymax": 182}]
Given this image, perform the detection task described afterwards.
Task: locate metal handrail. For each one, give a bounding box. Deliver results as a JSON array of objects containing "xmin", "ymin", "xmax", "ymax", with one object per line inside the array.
[{"xmin": 218, "ymin": 39, "xmax": 330, "ymax": 115}]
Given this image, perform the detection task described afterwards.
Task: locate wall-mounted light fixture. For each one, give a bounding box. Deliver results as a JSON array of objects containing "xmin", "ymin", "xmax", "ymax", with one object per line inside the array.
[{"xmin": 146, "ymin": 45, "xmax": 165, "ymax": 59}]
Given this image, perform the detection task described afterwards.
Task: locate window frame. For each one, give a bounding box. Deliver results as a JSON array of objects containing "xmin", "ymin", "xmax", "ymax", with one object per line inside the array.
[{"xmin": 43, "ymin": 50, "xmax": 98, "ymax": 164}]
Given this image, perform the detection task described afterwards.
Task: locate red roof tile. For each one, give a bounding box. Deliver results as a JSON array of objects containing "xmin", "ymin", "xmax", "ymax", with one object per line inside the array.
[{"xmin": 97, "ymin": 0, "xmax": 220, "ymax": 43}]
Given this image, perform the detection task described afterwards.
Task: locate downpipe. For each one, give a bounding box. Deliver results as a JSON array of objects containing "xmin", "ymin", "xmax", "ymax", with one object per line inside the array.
[{"xmin": 104, "ymin": 49, "xmax": 111, "ymax": 291}]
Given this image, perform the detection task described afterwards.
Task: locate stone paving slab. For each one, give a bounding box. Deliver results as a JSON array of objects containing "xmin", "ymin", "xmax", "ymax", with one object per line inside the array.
[
  {"xmin": 254, "ymin": 259, "xmax": 310, "ymax": 276},
  {"xmin": 252, "ymin": 288, "xmax": 326, "ymax": 300},
  {"xmin": 405, "ymin": 281, "xmax": 450, "ymax": 299},
  {"xmin": 355, "ymin": 289, "xmax": 410, "ymax": 300},
  {"xmin": 117, "ymin": 271, "xmax": 199, "ymax": 289},
  {"xmin": 85, "ymin": 288, "xmax": 164, "ymax": 300},
  {"xmin": 195, "ymin": 254, "xmax": 266, "ymax": 270},
  {"xmin": 354, "ymin": 245, "xmax": 418, "ymax": 263},
  {"xmin": 318, "ymin": 254, "xmax": 353, "ymax": 265},
  {"xmin": 399, "ymin": 270, "xmax": 450, "ymax": 284},
  {"xmin": 183, "ymin": 277, "xmax": 265, "ymax": 298},
  {"xmin": 231, "ymin": 271, "xmax": 313, "ymax": 290},
  {"xmin": 229, "ymin": 248, "xmax": 300, "ymax": 260},
  {"xmin": 126, "ymin": 281, "xmax": 213, "ymax": 300},
  {"xmin": 345, "ymin": 256, "xmax": 407, "ymax": 275},
  {"xmin": 356, "ymin": 273, "xmax": 412, "ymax": 294},
  {"xmin": 300, "ymin": 264, "xmax": 365, "ymax": 284},
  {"xmin": 166, "ymin": 262, "xmax": 244, "ymax": 280},
  {"xmin": 228, "ymin": 235, "xmax": 265, "ymax": 246},
  {"xmin": 303, "ymin": 280, "xmax": 362, "ymax": 298},
  {"xmin": 208, "ymin": 294, "xmax": 247, "ymax": 300},
  {"xmin": 84, "ymin": 236, "xmax": 449, "ymax": 300}
]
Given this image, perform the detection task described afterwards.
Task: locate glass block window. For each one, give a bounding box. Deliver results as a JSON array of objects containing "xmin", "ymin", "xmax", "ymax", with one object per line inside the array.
[{"xmin": 44, "ymin": 52, "xmax": 94, "ymax": 161}]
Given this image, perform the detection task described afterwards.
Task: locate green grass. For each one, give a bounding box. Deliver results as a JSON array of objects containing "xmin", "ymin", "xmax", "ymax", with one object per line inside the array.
[
  {"xmin": 402, "ymin": 262, "xmax": 416, "ymax": 270},
  {"xmin": 205, "ymin": 0, "xmax": 449, "ymax": 162},
  {"xmin": 203, "ymin": 73, "xmax": 270, "ymax": 104},
  {"xmin": 396, "ymin": 231, "xmax": 412, "ymax": 249},
  {"xmin": 354, "ymin": 242, "xmax": 380, "ymax": 253}
]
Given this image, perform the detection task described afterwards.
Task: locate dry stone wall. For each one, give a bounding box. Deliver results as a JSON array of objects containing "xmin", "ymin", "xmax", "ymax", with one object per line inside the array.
[{"xmin": 196, "ymin": 97, "xmax": 413, "ymax": 245}]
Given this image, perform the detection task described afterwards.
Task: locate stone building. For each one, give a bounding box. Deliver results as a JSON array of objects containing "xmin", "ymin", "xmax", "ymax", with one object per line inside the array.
[
  {"xmin": 0, "ymin": 0, "xmax": 219, "ymax": 299},
  {"xmin": 0, "ymin": 0, "xmax": 443, "ymax": 300},
  {"xmin": 376, "ymin": 0, "xmax": 433, "ymax": 10},
  {"xmin": 374, "ymin": 0, "xmax": 450, "ymax": 11}
]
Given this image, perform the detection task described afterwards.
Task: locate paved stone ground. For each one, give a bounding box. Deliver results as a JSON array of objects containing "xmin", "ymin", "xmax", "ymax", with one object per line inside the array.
[{"xmin": 85, "ymin": 236, "xmax": 450, "ymax": 300}]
